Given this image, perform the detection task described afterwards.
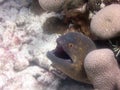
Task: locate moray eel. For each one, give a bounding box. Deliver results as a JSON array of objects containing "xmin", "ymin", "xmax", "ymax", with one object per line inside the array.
[{"xmin": 47, "ymin": 32, "xmax": 96, "ymax": 84}]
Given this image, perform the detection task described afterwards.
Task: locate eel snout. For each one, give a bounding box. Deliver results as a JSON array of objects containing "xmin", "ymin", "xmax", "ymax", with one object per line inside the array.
[
  {"xmin": 47, "ymin": 37, "xmax": 73, "ymax": 63},
  {"xmin": 47, "ymin": 37, "xmax": 74, "ymax": 68}
]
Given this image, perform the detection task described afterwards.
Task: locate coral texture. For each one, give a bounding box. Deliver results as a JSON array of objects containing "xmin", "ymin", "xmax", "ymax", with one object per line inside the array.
[
  {"xmin": 0, "ymin": 0, "xmax": 92, "ymax": 90},
  {"xmin": 90, "ymin": 4, "xmax": 120, "ymax": 39},
  {"xmin": 38, "ymin": 0, "xmax": 85, "ymax": 12},
  {"xmin": 84, "ymin": 49, "xmax": 120, "ymax": 90},
  {"xmin": 38, "ymin": 0, "xmax": 65, "ymax": 12},
  {"xmin": 88, "ymin": 0, "xmax": 120, "ymax": 13}
]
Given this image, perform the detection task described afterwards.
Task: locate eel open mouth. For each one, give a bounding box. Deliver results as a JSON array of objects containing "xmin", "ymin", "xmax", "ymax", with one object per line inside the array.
[
  {"xmin": 47, "ymin": 39, "xmax": 73, "ymax": 63},
  {"xmin": 47, "ymin": 39, "xmax": 73, "ymax": 78}
]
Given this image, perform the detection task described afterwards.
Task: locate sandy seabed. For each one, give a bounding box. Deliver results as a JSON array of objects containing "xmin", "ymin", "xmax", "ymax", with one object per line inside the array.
[{"xmin": 0, "ymin": 0, "xmax": 92, "ymax": 90}]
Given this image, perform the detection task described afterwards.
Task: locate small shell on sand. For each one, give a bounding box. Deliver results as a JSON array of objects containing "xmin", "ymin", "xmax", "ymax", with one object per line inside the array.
[{"xmin": 90, "ymin": 4, "xmax": 120, "ymax": 39}]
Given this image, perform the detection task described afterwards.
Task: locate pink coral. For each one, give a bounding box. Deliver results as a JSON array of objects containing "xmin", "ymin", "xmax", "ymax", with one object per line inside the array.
[
  {"xmin": 84, "ymin": 49, "xmax": 120, "ymax": 90},
  {"xmin": 38, "ymin": 0, "xmax": 65, "ymax": 11},
  {"xmin": 90, "ymin": 4, "xmax": 120, "ymax": 39}
]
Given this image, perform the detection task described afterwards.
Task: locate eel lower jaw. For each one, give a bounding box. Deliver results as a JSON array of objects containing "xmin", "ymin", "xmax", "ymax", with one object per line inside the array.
[
  {"xmin": 47, "ymin": 50, "xmax": 70, "ymax": 79},
  {"xmin": 47, "ymin": 49, "xmax": 73, "ymax": 79}
]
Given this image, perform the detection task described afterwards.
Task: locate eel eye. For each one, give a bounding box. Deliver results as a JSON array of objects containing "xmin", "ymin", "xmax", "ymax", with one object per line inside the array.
[{"xmin": 68, "ymin": 43, "xmax": 73, "ymax": 48}]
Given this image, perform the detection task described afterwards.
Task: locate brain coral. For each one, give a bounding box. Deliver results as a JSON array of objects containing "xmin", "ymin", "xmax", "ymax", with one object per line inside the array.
[
  {"xmin": 90, "ymin": 4, "xmax": 120, "ymax": 39},
  {"xmin": 88, "ymin": 0, "xmax": 120, "ymax": 12},
  {"xmin": 38, "ymin": 0, "xmax": 86, "ymax": 12},
  {"xmin": 84, "ymin": 49, "xmax": 120, "ymax": 90},
  {"xmin": 38, "ymin": 0, "xmax": 65, "ymax": 12}
]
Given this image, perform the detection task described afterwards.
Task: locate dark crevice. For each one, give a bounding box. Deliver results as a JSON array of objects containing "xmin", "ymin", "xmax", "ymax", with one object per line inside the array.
[{"xmin": 54, "ymin": 45, "xmax": 71, "ymax": 60}]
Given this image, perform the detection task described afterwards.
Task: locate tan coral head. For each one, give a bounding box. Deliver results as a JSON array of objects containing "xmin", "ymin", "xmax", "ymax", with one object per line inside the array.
[
  {"xmin": 90, "ymin": 4, "xmax": 120, "ymax": 39},
  {"xmin": 84, "ymin": 49, "xmax": 120, "ymax": 90},
  {"xmin": 38, "ymin": 0, "xmax": 64, "ymax": 12}
]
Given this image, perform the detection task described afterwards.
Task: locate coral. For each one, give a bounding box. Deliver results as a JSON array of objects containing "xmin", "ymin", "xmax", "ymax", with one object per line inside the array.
[
  {"xmin": 38, "ymin": 0, "xmax": 65, "ymax": 12},
  {"xmin": 38, "ymin": 0, "xmax": 86, "ymax": 12},
  {"xmin": 0, "ymin": 0, "xmax": 93, "ymax": 90},
  {"xmin": 2, "ymin": 0, "xmax": 120, "ymax": 90},
  {"xmin": 0, "ymin": 0, "xmax": 60, "ymax": 89},
  {"xmin": 88, "ymin": 0, "xmax": 120, "ymax": 13},
  {"xmin": 90, "ymin": 4, "xmax": 120, "ymax": 39},
  {"xmin": 84, "ymin": 49, "xmax": 120, "ymax": 90}
]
